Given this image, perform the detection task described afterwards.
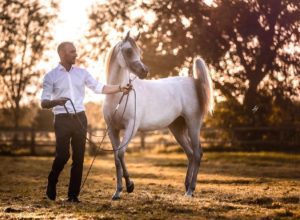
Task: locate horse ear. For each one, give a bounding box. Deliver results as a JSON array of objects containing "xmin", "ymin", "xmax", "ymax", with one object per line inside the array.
[
  {"xmin": 124, "ymin": 31, "xmax": 130, "ymax": 41},
  {"xmin": 134, "ymin": 32, "xmax": 140, "ymax": 41}
]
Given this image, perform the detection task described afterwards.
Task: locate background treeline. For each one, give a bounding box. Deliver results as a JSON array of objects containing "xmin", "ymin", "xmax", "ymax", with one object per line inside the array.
[{"xmin": 0, "ymin": 0, "xmax": 299, "ymax": 152}]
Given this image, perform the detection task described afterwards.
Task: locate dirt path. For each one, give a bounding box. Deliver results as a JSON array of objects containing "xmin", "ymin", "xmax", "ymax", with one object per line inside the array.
[{"xmin": 0, "ymin": 152, "xmax": 299, "ymax": 219}]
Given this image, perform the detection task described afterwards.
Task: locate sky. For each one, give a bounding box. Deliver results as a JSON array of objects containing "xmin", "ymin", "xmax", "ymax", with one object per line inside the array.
[
  {"xmin": 54, "ymin": 0, "xmax": 97, "ymax": 44},
  {"xmin": 46, "ymin": 0, "xmax": 99, "ymax": 65}
]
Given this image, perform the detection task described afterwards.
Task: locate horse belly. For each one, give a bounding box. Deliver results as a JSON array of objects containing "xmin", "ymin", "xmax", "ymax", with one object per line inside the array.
[{"xmin": 138, "ymin": 107, "xmax": 180, "ymax": 131}]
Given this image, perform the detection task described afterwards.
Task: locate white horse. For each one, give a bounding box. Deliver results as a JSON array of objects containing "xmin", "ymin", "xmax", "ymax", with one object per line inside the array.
[{"xmin": 103, "ymin": 32, "xmax": 214, "ymax": 200}]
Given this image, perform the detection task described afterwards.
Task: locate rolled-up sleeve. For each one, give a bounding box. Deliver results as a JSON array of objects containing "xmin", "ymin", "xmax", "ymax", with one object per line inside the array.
[
  {"xmin": 85, "ymin": 71, "xmax": 105, "ymax": 94},
  {"xmin": 41, "ymin": 74, "xmax": 53, "ymax": 100}
]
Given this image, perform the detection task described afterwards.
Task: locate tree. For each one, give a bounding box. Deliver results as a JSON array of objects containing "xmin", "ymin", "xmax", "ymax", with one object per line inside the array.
[
  {"xmin": 0, "ymin": 0, "xmax": 58, "ymax": 129},
  {"xmin": 86, "ymin": 0, "xmax": 299, "ymax": 113},
  {"xmin": 0, "ymin": 105, "xmax": 39, "ymax": 128}
]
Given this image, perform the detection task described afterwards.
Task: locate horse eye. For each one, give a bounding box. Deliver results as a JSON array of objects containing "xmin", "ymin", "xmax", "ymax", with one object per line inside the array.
[{"xmin": 125, "ymin": 49, "xmax": 133, "ymax": 57}]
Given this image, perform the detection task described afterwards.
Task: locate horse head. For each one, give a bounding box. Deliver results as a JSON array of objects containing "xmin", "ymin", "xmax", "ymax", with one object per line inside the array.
[{"xmin": 115, "ymin": 31, "xmax": 149, "ymax": 79}]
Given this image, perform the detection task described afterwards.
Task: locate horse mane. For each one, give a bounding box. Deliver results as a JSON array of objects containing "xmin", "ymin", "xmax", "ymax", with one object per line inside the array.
[
  {"xmin": 104, "ymin": 38, "xmax": 139, "ymax": 82},
  {"xmin": 104, "ymin": 42, "xmax": 119, "ymax": 83}
]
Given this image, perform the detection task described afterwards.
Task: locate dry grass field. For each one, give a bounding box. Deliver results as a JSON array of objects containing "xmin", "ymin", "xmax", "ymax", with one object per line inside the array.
[{"xmin": 0, "ymin": 151, "xmax": 299, "ymax": 219}]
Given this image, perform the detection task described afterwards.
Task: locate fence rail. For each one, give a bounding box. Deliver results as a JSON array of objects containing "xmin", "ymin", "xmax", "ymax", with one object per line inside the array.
[{"xmin": 0, "ymin": 126, "xmax": 299, "ymax": 155}]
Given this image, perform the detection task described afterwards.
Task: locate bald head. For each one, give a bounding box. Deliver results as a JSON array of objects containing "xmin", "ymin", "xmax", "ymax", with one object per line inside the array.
[
  {"xmin": 57, "ymin": 42, "xmax": 74, "ymax": 56},
  {"xmin": 57, "ymin": 42, "xmax": 77, "ymax": 66}
]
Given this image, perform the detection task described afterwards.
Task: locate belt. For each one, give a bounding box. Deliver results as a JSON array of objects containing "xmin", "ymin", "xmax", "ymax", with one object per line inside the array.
[{"xmin": 55, "ymin": 111, "xmax": 85, "ymax": 118}]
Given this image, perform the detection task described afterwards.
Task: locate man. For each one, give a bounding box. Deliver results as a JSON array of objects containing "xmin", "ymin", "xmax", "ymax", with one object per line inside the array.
[{"xmin": 41, "ymin": 42, "xmax": 131, "ymax": 203}]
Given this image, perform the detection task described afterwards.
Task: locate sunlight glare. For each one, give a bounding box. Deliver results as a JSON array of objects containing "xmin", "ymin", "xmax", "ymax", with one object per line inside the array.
[
  {"xmin": 40, "ymin": 0, "xmax": 106, "ymax": 103},
  {"xmin": 204, "ymin": 0, "xmax": 214, "ymax": 6}
]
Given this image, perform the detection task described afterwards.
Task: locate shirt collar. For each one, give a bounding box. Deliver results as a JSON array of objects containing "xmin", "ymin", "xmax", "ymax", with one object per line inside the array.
[{"xmin": 57, "ymin": 63, "xmax": 74, "ymax": 72}]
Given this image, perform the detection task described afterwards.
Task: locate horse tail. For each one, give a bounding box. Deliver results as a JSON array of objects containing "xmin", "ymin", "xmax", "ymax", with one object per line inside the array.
[{"xmin": 193, "ymin": 57, "xmax": 214, "ymax": 118}]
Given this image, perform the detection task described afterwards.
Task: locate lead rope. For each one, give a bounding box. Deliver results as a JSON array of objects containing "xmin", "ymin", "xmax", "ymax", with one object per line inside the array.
[{"xmin": 63, "ymin": 78, "xmax": 137, "ymax": 194}]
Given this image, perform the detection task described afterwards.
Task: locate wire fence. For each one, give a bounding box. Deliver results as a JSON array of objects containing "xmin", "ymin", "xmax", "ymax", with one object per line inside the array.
[{"xmin": 0, "ymin": 126, "xmax": 299, "ymax": 155}]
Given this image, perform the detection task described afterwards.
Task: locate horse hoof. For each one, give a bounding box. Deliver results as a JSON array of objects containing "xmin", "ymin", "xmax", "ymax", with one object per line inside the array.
[
  {"xmin": 184, "ymin": 192, "xmax": 194, "ymax": 198},
  {"xmin": 126, "ymin": 181, "xmax": 134, "ymax": 193},
  {"xmin": 112, "ymin": 194, "xmax": 121, "ymax": 200}
]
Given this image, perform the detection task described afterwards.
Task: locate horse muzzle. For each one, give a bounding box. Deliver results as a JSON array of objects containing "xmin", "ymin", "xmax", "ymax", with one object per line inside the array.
[{"xmin": 129, "ymin": 61, "xmax": 149, "ymax": 79}]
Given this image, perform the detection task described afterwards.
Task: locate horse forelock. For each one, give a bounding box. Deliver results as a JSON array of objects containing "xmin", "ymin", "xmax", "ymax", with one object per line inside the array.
[{"xmin": 127, "ymin": 37, "xmax": 139, "ymax": 51}]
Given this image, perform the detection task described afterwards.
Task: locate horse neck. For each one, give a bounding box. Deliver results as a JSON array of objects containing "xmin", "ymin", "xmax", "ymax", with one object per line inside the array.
[{"xmin": 107, "ymin": 60, "xmax": 129, "ymax": 85}]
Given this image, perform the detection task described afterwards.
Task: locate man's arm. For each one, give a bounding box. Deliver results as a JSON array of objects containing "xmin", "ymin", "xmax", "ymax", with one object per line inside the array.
[
  {"xmin": 41, "ymin": 98, "xmax": 69, "ymax": 109},
  {"xmin": 84, "ymin": 70, "xmax": 131, "ymax": 94},
  {"xmin": 102, "ymin": 84, "xmax": 132, "ymax": 94}
]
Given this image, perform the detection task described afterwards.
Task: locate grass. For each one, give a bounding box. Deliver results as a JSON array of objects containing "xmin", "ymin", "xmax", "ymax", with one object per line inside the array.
[{"xmin": 0, "ymin": 151, "xmax": 299, "ymax": 219}]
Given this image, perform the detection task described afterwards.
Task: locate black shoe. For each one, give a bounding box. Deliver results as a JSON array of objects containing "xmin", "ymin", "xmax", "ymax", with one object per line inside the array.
[
  {"xmin": 67, "ymin": 196, "xmax": 80, "ymax": 203},
  {"xmin": 46, "ymin": 182, "xmax": 56, "ymax": 201}
]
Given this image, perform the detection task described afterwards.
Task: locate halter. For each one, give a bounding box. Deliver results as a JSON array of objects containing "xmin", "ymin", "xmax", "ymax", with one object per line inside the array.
[{"xmin": 118, "ymin": 41, "xmax": 138, "ymax": 84}]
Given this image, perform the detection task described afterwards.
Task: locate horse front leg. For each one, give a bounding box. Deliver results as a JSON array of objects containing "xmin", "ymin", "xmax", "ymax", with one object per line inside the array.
[
  {"xmin": 108, "ymin": 128, "xmax": 123, "ymax": 200},
  {"xmin": 119, "ymin": 152, "xmax": 134, "ymax": 194},
  {"xmin": 117, "ymin": 120, "xmax": 138, "ymax": 199}
]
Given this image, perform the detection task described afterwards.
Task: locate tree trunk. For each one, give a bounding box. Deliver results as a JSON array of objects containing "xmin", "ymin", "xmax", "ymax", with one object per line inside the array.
[
  {"xmin": 244, "ymin": 84, "xmax": 258, "ymax": 111},
  {"xmin": 12, "ymin": 105, "xmax": 20, "ymax": 148},
  {"xmin": 244, "ymin": 70, "xmax": 266, "ymax": 111}
]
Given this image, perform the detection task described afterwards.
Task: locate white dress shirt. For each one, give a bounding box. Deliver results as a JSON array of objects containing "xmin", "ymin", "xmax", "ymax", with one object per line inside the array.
[{"xmin": 41, "ymin": 64, "xmax": 104, "ymax": 115}]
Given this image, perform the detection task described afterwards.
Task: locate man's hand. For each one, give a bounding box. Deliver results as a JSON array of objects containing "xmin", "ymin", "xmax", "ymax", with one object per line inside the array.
[
  {"xmin": 102, "ymin": 84, "xmax": 133, "ymax": 94},
  {"xmin": 54, "ymin": 97, "xmax": 69, "ymax": 106},
  {"xmin": 41, "ymin": 97, "xmax": 69, "ymax": 109},
  {"xmin": 119, "ymin": 84, "xmax": 133, "ymax": 94}
]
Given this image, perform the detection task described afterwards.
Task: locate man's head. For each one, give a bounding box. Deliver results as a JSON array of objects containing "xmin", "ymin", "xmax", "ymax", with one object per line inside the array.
[{"xmin": 57, "ymin": 42, "xmax": 77, "ymax": 65}]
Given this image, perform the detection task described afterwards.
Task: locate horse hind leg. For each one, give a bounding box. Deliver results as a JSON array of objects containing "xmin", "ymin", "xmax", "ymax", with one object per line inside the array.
[
  {"xmin": 185, "ymin": 119, "xmax": 202, "ymax": 197},
  {"xmin": 168, "ymin": 117, "xmax": 194, "ymax": 194}
]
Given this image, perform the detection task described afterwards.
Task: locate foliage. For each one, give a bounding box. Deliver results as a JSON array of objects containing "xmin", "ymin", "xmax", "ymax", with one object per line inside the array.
[
  {"xmin": 207, "ymin": 94, "xmax": 300, "ymax": 128},
  {"xmin": 204, "ymin": 95, "xmax": 300, "ymax": 148},
  {"xmin": 0, "ymin": 104, "xmax": 38, "ymax": 128},
  {"xmin": 0, "ymin": 0, "xmax": 58, "ymax": 128},
  {"xmin": 33, "ymin": 107, "xmax": 54, "ymax": 130}
]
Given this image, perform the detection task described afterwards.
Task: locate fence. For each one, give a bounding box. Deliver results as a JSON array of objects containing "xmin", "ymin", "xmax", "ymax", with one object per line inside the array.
[{"xmin": 0, "ymin": 126, "xmax": 299, "ymax": 155}]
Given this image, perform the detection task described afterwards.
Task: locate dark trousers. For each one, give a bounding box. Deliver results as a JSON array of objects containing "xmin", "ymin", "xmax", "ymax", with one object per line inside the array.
[{"xmin": 48, "ymin": 112, "xmax": 87, "ymax": 198}]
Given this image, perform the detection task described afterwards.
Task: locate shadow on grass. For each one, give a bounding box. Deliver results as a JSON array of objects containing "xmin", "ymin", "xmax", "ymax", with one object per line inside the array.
[{"xmin": 114, "ymin": 152, "xmax": 300, "ymax": 180}]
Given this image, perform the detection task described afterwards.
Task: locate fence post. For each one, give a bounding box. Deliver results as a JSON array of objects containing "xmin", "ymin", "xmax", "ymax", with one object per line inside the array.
[
  {"xmin": 140, "ymin": 132, "xmax": 145, "ymax": 149},
  {"xmin": 30, "ymin": 127, "xmax": 36, "ymax": 155},
  {"xmin": 88, "ymin": 126, "xmax": 96, "ymax": 156},
  {"xmin": 279, "ymin": 128, "xmax": 284, "ymax": 147}
]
